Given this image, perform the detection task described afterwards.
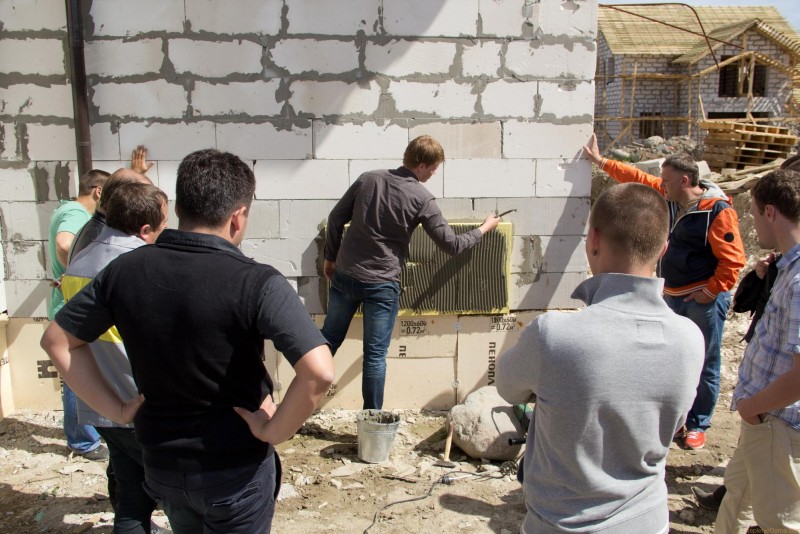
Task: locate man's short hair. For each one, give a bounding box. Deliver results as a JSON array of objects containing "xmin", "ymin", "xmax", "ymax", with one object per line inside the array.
[
  {"xmin": 105, "ymin": 182, "xmax": 168, "ymax": 236},
  {"xmin": 403, "ymin": 136, "xmax": 445, "ymax": 168},
  {"xmin": 590, "ymin": 182, "xmax": 669, "ymax": 265},
  {"xmin": 176, "ymin": 149, "xmax": 255, "ymax": 228},
  {"xmin": 751, "ymin": 169, "xmax": 800, "ymax": 222},
  {"xmin": 78, "ymin": 169, "xmax": 110, "ymax": 196},
  {"xmin": 662, "ymin": 154, "xmax": 699, "ymax": 186},
  {"xmin": 99, "ymin": 169, "xmax": 153, "ymax": 212}
]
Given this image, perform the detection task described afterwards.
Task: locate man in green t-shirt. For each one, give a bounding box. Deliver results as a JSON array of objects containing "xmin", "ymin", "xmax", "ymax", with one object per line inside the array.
[{"xmin": 47, "ymin": 169, "xmax": 109, "ymax": 459}]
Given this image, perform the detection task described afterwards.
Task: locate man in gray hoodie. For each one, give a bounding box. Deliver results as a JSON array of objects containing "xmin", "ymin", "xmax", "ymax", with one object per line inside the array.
[{"xmin": 497, "ymin": 182, "xmax": 704, "ymax": 533}]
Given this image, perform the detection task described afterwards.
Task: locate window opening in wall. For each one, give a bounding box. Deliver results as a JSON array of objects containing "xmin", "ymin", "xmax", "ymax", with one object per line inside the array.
[
  {"xmin": 718, "ymin": 55, "xmax": 767, "ymax": 97},
  {"xmin": 639, "ymin": 112, "xmax": 663, "ymax": 138},
  {"xmin": 707, "ymin": 111, "xmax": 771, "ymax": 119}
]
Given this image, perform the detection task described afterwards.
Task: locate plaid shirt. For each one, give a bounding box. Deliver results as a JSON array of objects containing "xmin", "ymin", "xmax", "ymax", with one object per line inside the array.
[{"xmin": 732, "ymin": 242, "xmax": 800, "ymax": 430}]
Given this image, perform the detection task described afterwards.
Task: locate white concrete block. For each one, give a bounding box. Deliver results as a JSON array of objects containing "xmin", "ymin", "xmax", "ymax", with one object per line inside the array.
[
  {"xmin": 93, "ymin": 81, "xmax": 186, "ymax": 119},
  {"xmin": 85, "ymin": 39, "xmax": 164, "ymax": 77},
  {"xmin": 511, "ymin": 235, "xmax": 587, "ymax": 275},
  {"xmin": 170, "ymin": 39, "xmax": 263, "ymax": 77},
  {"xmin": 409, "ymin": 122, "xmax": 501, "ymax": 159},
  {"xmin": 289, "ymin": 80, "xmax": 381, "ymax": 117},
  {"xmin": 90, "ymin": 0, "xmax": 184, "ymax": 36},
  {"xmin": 365, "ymin": 41, "xmax": 456, "ymax": 77},
  {"xmin": 444, "ymin": 159, "xmax": 535, "ymax": 198},
  {"xmin": 186, "ymin": 0, "xmax": 282, "ymax": 35},
  {"xmin": 383, "ymin": 0, "xmax": 478, "ymax": 37},
  {"xmin": 538, "ymin": 81, "xmax": 594, "ymax": 118},
  {"xmin": 1, "ymin": 83, "xmax": 71, "ymax": 118},
  {"xmin": 285, "ymin": 0, "xmax": 380, "ymax": 35},
  {"xmin": 481, "ymin": 80, "xmax": 537, "ymax": 118},
  {"xmin": 245, "ymin": 200, "xmax": 281, "ymax": 239},
  {"xmin": 496, "ymin": 196, "xmax": 589, "ymax": 235},
  {"xmin": 503, "ymin": 121, "xmax": 593, "ymax": 159},
  {"xmin": 0, "ymin": 167, "xmax": 36, "ymax": 202},
  {"xmin": 0, "ymin": 0, "xmax": 65, "ymax": 31},
  {"xmin": 1, "ymin": 122, "xmax": 19, "ymax": 160},
  {"xmin": 462, "ymin": 41, "xmax": 503, "ymax": 77},
  {"xmin": 0, "ymin": 39, "xmax": 65, "ymax": 76},
  {"xmin": 298, "ymin": 277, "xmax": 324, "ymax": 315},
  {"xmin": 90, "ymin": 123, "xmax": 121, "ymax": 161},
  {"xmin": 216, "ymin": 122, "xmax": 311, "ymax": 160},
  {"xmin": 435, "ymin": 197, "xmax": 497, "ymax": 220},
  {"xmin": 119, "ymin": 122, "xmax": 216, "ymax": 160},
  {"xmin": 535, "ymin": 158, "xmax": 591, "ymax": 197},
  {"xmin": 279, "ymin": 200, "xmax": 338, "ymax": 239},
  {"xmin": 25, "ymin": 124, "xmax": 76, "ymax": 162},
  {"xmin": 479, "ymin": 0, "xmax": 529, "ymax": 37},
  {"xmin": 314, "ymin": 122, "xmax": 408, "ymax": 160},
  {"xmin": 4, "ymin": 241, "xmax": 46, "ymax": 279},
  {"xmin": 390, "ymin": 81, "xmax": 476, "ymax": 118},
  {"xmin": 2, "ymin": 201, "xmax": 53, "ymax": 241},
  {"xmin": 240, "ymin": 238, "xmax": 319, "ymax": 277},
  {"xmin": 508, "ymin": 271, "xmax": 585, "ymax": 310},
  {"xmin": 505, "ymin": 41, "xmax": 596, "ymax": 80},
  {"xmin": 254, "ymin": 159, "xmax": 349, "ymax": 200},
  {"xmin": 4, "ymin": 279, "xmax": 50, "ymax": 318},
  {"xmin": 271, "ymin": 39, "xmax": 359, "ymax": 75},
  {"xmin": 32, "ymin": 161, "xmax": 77, "ymax": 201},
  {"xmin": 154, "ymin": 161, "xmax": 181, "ymax": 200},
  {"xmin": 537, "ymin": 0, "xmax": 597, "ymax": 38},
  {"xmin": 192, "ymin": 80, "xmax": 283, "ymax": 117}
]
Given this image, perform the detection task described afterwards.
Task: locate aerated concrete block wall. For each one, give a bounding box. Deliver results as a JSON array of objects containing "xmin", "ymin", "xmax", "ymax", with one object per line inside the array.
[{"xmin": 1, "ymin": 0, "xmax": 597, "ymax": 320}]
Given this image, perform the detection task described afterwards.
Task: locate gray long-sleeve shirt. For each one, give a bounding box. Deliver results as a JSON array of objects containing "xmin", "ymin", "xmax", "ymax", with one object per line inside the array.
[
  {"xmin": 324, "ymin": 167, "xmax": 483, "ymax": 283},
  {"xmin": 497, "ymin": 273, "xmax": 704, "ymax": 533}
]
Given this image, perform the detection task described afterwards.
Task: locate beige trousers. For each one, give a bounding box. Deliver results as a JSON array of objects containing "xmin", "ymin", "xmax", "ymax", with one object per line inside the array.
[{"xmin": 715, "ymin": 415, "xmax": 800, "ymax": 534}]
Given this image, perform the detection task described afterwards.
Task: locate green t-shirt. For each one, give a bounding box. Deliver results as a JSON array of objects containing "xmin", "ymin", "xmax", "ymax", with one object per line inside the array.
[{"xmin": 48, "ymin": 200, "xmax": 90, "ymax": 319}]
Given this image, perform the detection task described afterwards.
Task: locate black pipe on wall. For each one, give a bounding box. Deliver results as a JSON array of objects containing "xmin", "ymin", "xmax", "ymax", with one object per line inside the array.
[{"xmin": 65, "ymin": 0, "xmax": 92, "ymax": 177}]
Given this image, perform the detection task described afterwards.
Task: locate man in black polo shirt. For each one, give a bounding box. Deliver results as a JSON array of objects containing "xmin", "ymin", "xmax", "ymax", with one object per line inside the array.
[{"xmin": 41, "ymin": 149, "xmax": 334, "ymax": 533}]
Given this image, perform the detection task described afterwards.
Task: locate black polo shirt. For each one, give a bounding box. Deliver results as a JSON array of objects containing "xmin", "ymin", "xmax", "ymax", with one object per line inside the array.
[{"xmin": 56, "ymin": 229, "xmax": 327, "ymax": 471}]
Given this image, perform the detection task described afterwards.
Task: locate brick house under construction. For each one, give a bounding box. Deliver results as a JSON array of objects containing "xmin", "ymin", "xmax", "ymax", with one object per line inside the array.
[{"xmin": 595, "ymin": 4, "xmax": 800, "ymax": 149}]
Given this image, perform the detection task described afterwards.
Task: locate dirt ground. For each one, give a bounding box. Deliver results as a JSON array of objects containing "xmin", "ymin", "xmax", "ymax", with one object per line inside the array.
[
  {"xmin": 0, "ymin": 296, "xmax": 758, "ymax": 534},
  {"xmin": 0, "ymin": 178, "xmax": 766, "ymax": 534}
]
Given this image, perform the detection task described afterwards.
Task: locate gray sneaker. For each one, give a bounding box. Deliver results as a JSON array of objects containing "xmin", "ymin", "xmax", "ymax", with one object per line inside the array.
[{"xmin": 78, "ymin": 444, "xmax": 109, "ymax": 462}]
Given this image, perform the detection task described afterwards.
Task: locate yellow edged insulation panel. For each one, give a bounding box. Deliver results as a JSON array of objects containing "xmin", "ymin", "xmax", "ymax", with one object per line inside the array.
[{"xmin": 397, "ymin": 222, "xmax": 512, "ymax": 316}]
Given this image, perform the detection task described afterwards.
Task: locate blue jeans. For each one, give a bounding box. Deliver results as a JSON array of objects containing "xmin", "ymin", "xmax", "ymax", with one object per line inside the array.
[
  {"xmin": 96, "ymin": 427, "xmax": 155, "ymax": 534},
  {"xmin": 664, "ymin": 291, "xmax": 731, "ymax": 432},
  {"xmin": 321, "ymin": 271, "xmax": 400, "ymax": 410},
  {"xmin": 62, "ymin": 382, "xmax": 101, "ymax": 454},
  {"xmin": 143, "ymin": 452, "xmax": 280, "ymax": 534}
]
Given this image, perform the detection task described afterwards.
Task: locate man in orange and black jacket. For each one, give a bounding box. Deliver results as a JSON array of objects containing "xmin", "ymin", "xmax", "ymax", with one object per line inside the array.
[{"xmin": 584, "ymin": 134, "xmax": 746, "ymax": 450}]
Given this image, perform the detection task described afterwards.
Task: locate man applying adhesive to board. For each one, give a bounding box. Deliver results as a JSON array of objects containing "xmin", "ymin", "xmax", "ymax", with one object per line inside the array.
[{"xmin": 322, "ymin": 135, "xmax": 501, "ymax": 410}]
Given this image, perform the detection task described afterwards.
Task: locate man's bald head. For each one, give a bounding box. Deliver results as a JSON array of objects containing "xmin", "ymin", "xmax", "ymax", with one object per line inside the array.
[{"xmin": 98, "ymin": 168, "xmax": 154, "ymax": 213}]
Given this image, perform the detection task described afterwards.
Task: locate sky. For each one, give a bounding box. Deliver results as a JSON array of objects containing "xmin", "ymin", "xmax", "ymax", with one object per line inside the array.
[{"xmin": 602, "ymin": 0, "xmax": 799, "ymax": 33}]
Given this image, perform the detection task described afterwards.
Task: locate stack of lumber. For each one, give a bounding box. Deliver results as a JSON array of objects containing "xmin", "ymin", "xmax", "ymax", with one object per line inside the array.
[{"xmin": 701, "ymin": 121, "xmax": 797, "ymax": 171}]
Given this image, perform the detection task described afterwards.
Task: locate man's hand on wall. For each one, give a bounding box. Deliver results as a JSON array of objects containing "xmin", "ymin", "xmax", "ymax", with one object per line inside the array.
[
  {"xmin": 130, "ymin": 145, "xmax": 154, "ymax": 174},
  {"xmin": 582, "ymin": 134, "xmax": 603, "ymax": 167}
]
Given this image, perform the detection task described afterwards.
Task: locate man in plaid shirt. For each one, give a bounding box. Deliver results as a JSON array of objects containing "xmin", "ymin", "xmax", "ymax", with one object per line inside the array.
[{"xmin": 715, "ymin": 169, "xmax": 800, "ymax": 533}]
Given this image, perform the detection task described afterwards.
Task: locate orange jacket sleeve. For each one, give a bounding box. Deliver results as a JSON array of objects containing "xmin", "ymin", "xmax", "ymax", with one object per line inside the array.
[
  {"xmin": 600, "ymin": 159, "xmax": 667, "ymax": 197},
  {"xmin": 703, "ymin": 203, "xmax": 746, "ymax": 297}
]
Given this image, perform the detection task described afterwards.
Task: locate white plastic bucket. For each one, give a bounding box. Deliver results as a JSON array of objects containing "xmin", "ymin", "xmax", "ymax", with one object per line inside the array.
[{"xmin": 357, "ymin": 410, "xmax": 400, "ymax": 463}]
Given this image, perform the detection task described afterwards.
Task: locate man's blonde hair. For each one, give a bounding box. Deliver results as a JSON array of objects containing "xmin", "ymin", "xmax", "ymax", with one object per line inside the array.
[{"xmin": 403, "ymin": 135, "xmax": 445, "ymax": 168}]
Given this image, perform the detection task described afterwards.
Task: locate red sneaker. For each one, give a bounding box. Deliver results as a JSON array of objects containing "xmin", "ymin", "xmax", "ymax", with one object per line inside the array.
[{"xmin": 685, "ymin": 430, "xmax": 706, "ymax": 450}]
